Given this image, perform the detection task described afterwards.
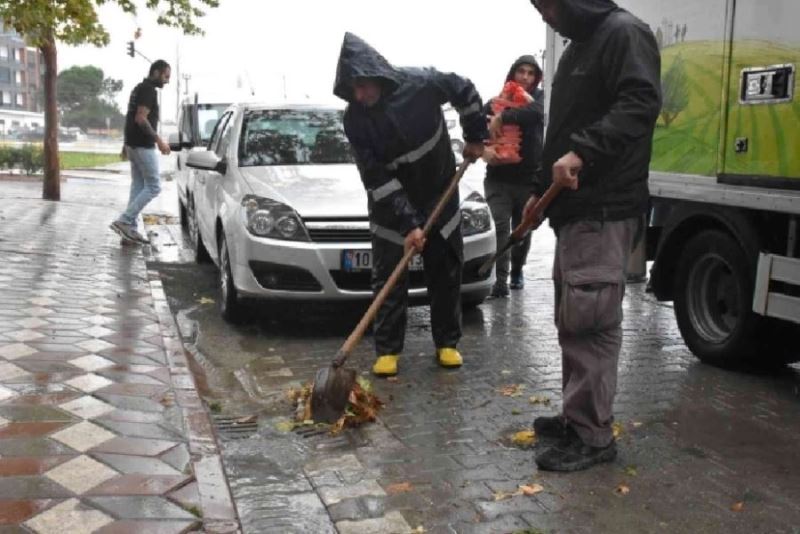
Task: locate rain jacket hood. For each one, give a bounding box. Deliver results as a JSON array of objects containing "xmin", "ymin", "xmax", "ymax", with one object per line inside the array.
[
  {"xmin": 333, "ymin": 32, "xmax": 401, "ymax": 103},
  {"xmin": 484, "ymin": 55, "xmax": 545, "ymax": 184},
  {"xmin": 505, "ymin": 55, "xmax": 543, "ymax": 90},
  {"xmin": 554, "ymin": 0, "xmax": 618, "ymax": 41}
]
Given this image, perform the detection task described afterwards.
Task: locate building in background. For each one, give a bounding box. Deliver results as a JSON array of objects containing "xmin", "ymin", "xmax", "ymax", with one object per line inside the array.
[{"xmin": 0, "ymin": 19, "xmax": 44, "ymax": 135}]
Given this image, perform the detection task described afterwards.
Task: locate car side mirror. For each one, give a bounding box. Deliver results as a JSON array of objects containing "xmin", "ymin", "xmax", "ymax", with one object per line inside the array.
[
  {"xmin": 168, "ymin": 132, "xmax": 193, "ymax": 151},
  {"xmin": 167, "ymin": 132, "xmax": 182, "ymax": 152},
  {"xmin": 186, "ymin": 150, "xmax": 222, "ymax": 171}
]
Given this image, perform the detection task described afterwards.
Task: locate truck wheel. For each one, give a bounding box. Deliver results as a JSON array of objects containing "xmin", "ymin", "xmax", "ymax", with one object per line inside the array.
[
  {"xmin": 674, "ymin": 229, "xmax": 761, "ymax": 366},
  {"xmin": 218, "ymin": 233, "xmax": 245, "ymax": 323},
  {"xmin": 188, "ymin": 197, "xmax": 211, "ymax": 264}
]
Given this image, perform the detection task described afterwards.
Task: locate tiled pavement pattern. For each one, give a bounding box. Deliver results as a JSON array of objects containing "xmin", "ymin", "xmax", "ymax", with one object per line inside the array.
[
  {"xmin": 0, "ymin": 194, "xmax": 238, "ymax": 533},
  {"xmin": 152, "ymin": 218, "xmax": 800, "ymax": 533}
]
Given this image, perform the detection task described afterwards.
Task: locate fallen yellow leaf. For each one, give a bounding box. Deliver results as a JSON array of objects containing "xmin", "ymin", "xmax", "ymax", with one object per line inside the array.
[
  {"xmin": 493, "ymin": 483, "xmax": 544, "ymax": 501},
  {"xmin": 624, "ymin": 465, "xmax": 638, "ymax": 477},
  {"xmin": 612, "ymin": 422, "xmax": 624, "ymax": 439},
  {"xmin": 410, "ymin": 526, "xmax": 426, "ymax": 533},
  {"xmin": 386, "ymin": 482, "xmax": 413, "ymax": 494},
  {"xmin": 519, "ymin": 484, "xmax": 544, "ymax": 496},
  {"xmin": 499, "ymin": 384, "xmax": 525, "ymax": 397},
  {"xmin": 511, "ymin": 430, "xmax": 537, "ymax": 447},
  {"xmin": 197, "ymin": 297, "xmax": 215, "ymax": 305},
  {"xmin": 275, "ymin": 421, "xmax": 294, "ymax": 433},
  {"xmin": 731, "ymin": 502, "xmax": 744, "ymax": 512},
  {"xmin": 614, "ymin": 484, "xmax": 631, "ymax": 496}
]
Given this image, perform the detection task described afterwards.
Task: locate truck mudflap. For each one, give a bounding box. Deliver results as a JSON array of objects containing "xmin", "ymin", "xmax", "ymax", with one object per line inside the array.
[{"xmin": 753, "ymin": 253, "xmax": 800, "ymax": 325}]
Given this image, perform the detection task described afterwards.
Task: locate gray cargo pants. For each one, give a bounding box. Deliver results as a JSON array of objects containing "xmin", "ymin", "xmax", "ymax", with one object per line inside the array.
[
  {"xmin": 553, "ymin": 217, "xmax": 638, "ymax": 447},
  {"xmin": 484, "ymin": 180, "xmax": 534, "ymax": 284}
]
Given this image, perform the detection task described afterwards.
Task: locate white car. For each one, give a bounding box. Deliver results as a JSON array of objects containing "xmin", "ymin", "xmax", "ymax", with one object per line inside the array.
[
  {"xmin": 169, "ymin": 98, "xmax": 231, "ymax": 232},
  {"xmin": 186, "ymin": 102, "xmax": 495, "ymax": 321}
]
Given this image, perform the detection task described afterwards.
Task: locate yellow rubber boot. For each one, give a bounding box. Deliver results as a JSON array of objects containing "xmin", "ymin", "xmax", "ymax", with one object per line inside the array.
[
  {"xmin": 437, "ymin": 348, "xmax": 463, "ymax": 368},
  {"xmin": 372, "ymin": 354, "xmax": 399, "ymax": 377}
]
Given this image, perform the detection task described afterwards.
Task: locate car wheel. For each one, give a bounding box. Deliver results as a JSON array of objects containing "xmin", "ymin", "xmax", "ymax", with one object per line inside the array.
[
  {"xmin": 218, "ymin": 232, "xmax": 245, "ymax": 323},
  {"xmin": 673, "ymin": 229, "xmax": 761, "ymax": 367},
  {"xmin": 188, "ymin": 197, "xmax": 211, "ymax": 264}
]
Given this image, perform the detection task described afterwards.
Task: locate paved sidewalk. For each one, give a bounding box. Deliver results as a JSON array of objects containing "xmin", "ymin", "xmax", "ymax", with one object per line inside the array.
[{"xmin": 0, "ymin": 193, "xmax": 238, "ymax": 533}]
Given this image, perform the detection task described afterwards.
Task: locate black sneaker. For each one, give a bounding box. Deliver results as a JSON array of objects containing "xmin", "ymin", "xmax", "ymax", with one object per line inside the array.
[
  {"xmin": 110, "ymin": 221, "xmax": 141, "ymax": 244},
  {"xmin": 535, "ymin": 426, "xmax": 617, "ymax": 472},
  {"xmin": 490, "ymin": 282, "xmax": 509, "ymax": 298},
  {"xmin": 533, "ymin": 415, "xmax": 567, "ymax": 439},
  {"xmin": 510, "ymin": 271, "xmax": 525, "ymax": 290},
  {"xmin": 127, "ymin": 227, "xmax": 151, "ymax": 245}
]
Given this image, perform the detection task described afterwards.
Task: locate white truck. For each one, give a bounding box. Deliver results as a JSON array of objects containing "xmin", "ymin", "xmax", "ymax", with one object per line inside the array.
[{"xmin": 545, "ymin": 0, "xmax": 800, "ymax": 366}]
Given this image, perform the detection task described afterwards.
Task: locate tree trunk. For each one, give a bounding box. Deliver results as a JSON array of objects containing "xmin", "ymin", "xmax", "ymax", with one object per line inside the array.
[{"xmin": 41, "ymin": 35, "xmax": 60, "ymax": 201}]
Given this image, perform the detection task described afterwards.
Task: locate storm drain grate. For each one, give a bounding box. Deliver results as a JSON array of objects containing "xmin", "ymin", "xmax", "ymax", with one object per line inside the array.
[
  {"xmin": 292, "ymin": 425, "xmax": 331, "ymax": 439},
  {"xmin": 212, "ymin": 414, "xmax": 259, "ymax": 440}
]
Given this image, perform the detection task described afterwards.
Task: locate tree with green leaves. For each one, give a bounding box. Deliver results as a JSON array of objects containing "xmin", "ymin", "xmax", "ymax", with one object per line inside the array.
[
  {"xmin": 0, "ymin": 0, "xmax": 219, "ymax": 201},
  {"xmin": 58, "ymin": 65, "xmax": 124, "ymax": 131},
  {"xmin": 661, "ymin": 54, "xmax": 690, "ymax": 128}
]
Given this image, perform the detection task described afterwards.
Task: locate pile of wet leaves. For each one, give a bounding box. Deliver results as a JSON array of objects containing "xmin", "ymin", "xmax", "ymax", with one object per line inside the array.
[{"xmin": 285, "ymin": 376, "xmax": 383, "ymax": 435}]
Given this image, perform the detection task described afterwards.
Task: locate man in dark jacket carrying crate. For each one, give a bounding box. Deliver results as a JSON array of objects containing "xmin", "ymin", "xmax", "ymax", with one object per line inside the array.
[
  {"xmin": 525, "ymin": 0, "xmax": 661, "ymax": 471},
  {"xmin": 333, "ymin": 33, "xmax": 488, "ymax": 377},
  {"xmin": 483, "ymin": 55, "xmax": 545, "ymax": 297}
]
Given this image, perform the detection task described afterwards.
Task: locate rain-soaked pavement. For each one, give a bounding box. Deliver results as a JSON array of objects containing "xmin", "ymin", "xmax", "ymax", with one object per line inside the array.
[{"xmin": 146, "ymin": 205, "xmax": 800, "ymax": 533}]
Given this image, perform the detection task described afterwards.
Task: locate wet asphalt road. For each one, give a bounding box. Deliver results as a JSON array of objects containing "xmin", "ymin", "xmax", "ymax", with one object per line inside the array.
[{"xmin": 145, "ymin": 213, "xmax": 800, "ymax": 534}]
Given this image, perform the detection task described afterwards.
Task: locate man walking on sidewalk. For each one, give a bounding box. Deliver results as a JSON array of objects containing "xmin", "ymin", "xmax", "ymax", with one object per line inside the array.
[
  {"xmin": 333, "ymin": 32, "xmax": 487, "ymax": 377},
  {"xmin": 111, "ymin": 59, "xmax": 172, "ymax": 245},
  {"xmin": 483, "ymin": 55, "xmax": 544, "ymax": 298},
  {"xmin": 525, "ymin": 0, "xmax": 661, "ymax": 471}
]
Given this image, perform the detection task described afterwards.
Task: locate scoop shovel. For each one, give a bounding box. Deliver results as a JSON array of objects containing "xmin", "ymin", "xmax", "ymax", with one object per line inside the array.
[{"xmin": 311, "ymin": 160, "xmax": 472, "ymax": 423}]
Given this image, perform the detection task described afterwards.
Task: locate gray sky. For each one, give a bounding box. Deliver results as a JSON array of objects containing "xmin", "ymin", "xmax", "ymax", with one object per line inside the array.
[{"xmin": 59, "ymin": 0, "xmax": 547, "ymax": 122}]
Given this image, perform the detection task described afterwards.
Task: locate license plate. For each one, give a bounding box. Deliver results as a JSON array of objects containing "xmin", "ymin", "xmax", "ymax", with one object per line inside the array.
[{"xmin": 342, "ymin": 250, "xmax": 423, "ymax": 271}]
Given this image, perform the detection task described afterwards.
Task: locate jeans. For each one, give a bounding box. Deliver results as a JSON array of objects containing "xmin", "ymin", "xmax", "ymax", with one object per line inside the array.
[{"xmin": 117, "ymin": 146, "xmax": 160, "ymax": 228}]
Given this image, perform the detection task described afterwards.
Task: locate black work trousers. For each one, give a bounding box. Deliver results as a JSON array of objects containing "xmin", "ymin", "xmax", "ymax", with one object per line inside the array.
[
  {"xmin": 484, "ymin": 179, "xmax": 534, "ymax": 283},
  {"xmin": 371, "ymin": 228, "xmax": 463, "ymax": 355}
]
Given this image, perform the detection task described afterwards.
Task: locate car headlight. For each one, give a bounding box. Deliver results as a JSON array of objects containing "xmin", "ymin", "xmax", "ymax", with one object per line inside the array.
[
  {"xmin": 461, "ymin": 191, "xmax": 492, "ymax": 236},
  {"xmin": 241, "ymin": 195, "xmax": 309, "ymax": 241}
]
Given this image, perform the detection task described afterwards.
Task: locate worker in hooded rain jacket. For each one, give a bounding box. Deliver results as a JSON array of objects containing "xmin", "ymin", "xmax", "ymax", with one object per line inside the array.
[
  {"xmin": 333, "ymin": 32, "xmax": 488, "ymax": 377},
  {"xmin": 524, "ymin": 0, "xmax": 661, "ymax": 471},
  {"xmin": 482, "ymin": 55, "xmax": 545, "ymax": 297}
]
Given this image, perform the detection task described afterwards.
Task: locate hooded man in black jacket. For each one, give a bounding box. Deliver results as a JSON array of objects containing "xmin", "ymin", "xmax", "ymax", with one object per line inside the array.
[
  {"xmin": 524, "ymin": 0, "xmax": 661, "ymax": 471},
  {"xmin": 483, "ymin": 55, "xmax": 544, "ymax": 297},
  {"xmin": 333, "ymin": 33, "xmax": 488, "ymax": 377}
]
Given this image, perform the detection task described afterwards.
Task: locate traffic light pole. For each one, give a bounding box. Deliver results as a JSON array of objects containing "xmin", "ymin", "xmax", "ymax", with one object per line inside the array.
[{"xmin": 126, "ymin": 41, "xmax": 152, "ymax": 63}]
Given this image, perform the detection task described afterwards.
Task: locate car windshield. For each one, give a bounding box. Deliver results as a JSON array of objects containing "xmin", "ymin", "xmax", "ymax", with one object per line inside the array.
[
  {"xmin": 198, "ymin": 104, "xmax": 229, "ymax": 143},
  {"xmin": 239, "ymin": 109, "xmax": 354, "ymax": 166}
]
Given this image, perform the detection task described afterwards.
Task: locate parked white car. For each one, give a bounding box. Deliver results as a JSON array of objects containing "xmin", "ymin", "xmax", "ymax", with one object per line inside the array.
[
  {"xmin": 186, "ymin": 102, "xmax": 495, "ymax": 321},
  {"xmin": 169, "ymin": 96, "xmax": 231, "ymax": 230}
]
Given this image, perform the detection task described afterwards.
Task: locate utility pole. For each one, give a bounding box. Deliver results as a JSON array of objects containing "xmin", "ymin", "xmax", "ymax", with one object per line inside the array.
[{"xmin": 175, "ymin": 42, "xmax": 180, "ymax": 122}]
